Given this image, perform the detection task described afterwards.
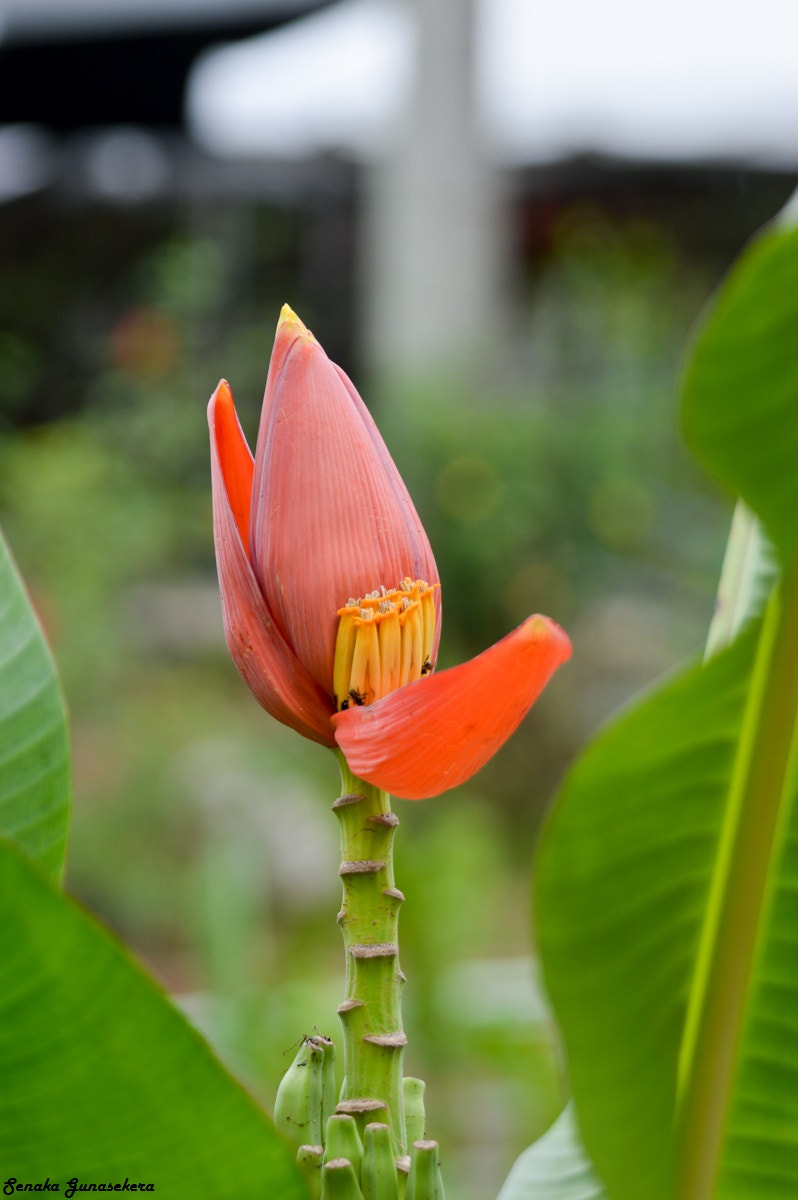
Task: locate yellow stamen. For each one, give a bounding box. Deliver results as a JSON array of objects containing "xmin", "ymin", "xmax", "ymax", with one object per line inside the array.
[
  {"xmin": 399, "ymin": 599, "xmax": 424, "ymax": 687},
  {"xmin": 333, "ymin": 578, "xmax": 439, "ymax": 710},
  {"xmin": 333, "ymin": 605, "xmax": 360, "ymax": 710},
  {"xmin": 419, "ymin": 583, "xmax": 437, "ymax": 672},
  {"xmin": 349, "ymin": 609, "xmax": 381, "ymax": 706},
  {"xmin": 378, "ymin": 601, "xmax": 401, "ymax": 695}
]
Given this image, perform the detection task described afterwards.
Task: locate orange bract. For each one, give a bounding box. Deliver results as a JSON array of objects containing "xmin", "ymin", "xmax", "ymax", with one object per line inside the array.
[
  {"xmin": 212, "ymin": 380, "xmax": 253, "ymax": 554},
  {"xmin": 332, "ymin": 615, "xmax": 571, "ymax": 799}
]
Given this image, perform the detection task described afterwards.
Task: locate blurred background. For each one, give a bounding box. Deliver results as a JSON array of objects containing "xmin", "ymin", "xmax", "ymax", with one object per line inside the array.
[{"xmin": 0, "ymin": 0, "xmax": 796, "ymax": 1194}]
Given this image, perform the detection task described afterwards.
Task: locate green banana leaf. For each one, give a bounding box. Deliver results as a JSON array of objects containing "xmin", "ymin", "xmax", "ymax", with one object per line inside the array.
[
  {"xmin": 496, "ymin": 1105, "xmax": 606, "ymax": 1200},
  {"xmin": 0, "ymin": 527, "xmax": 70, "ymax": 880},
  {"xmin": 536, "ymin": 626, "xmax": 760, "ymax": 1200},
  {"xmin": 534, "ymin": 215, "xmax": 798, "ymax": 1200},
  {"xmin": 682, "ymin": 219, "xmax": 798, "ymax": 567},
  {"xmin": 498, "ymin": 494, "xmax": 775, "ymax": 1200},
  {"xmin": 0, "ymin": 835, "xmax": 306, "ymax": 1198}
]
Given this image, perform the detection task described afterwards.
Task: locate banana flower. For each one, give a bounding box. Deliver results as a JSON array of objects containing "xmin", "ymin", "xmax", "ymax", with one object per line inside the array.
[{"xmin": 208, "ymin": 307, "xmax": 570, "ymax": 799}]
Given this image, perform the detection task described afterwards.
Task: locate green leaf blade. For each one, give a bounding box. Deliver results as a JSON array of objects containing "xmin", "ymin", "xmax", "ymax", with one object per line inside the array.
[
  {"xmin": 537, "ymin": 218, "xmax": 798, "ymax": 1199},
  {"xmin": 0, "ymin": 838, "xmax": 306, "ymax": 1197},
  {"xmin": 714, "ymin": 817, "xmax": 798, "ymax": 1199},
  {"xmin": 682, "ymin": 222, "xmax": 798, "ymax": 566},
  {"xmin": 674, "ymin": 560, "xmax": 798, "ymax": 1200},
  {"xmin": 0, "ymin": 528, "xmax": 70, "ymax": 879},
  {"xmin": 496, "ymin": 1105, "xmax": 607, "ymax": 1200},
  {"xmin": 535, "ymin": 630, "xmax": 759, "ymax": 1200}
]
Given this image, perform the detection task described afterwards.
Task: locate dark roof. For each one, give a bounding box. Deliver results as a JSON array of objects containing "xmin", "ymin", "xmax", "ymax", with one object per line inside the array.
[{"xmin": 0, "ymin": 0, "xmax": 333, "ymax": 131}]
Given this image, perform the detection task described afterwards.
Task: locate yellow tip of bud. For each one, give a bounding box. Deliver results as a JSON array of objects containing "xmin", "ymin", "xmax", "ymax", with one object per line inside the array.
[
  {"xmin": 277, "ymin": 304, "xmax": 316, "ymax": 342},
  {"xmin": 278, "ymin": 302, "xmax": 300, "ymax": 326}
]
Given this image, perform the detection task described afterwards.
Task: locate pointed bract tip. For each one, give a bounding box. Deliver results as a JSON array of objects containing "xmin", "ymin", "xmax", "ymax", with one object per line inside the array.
[
  {"xmin": 208, "ymin": 378, "xmax": 234, "ymax": 421},
  {"xmin": 215, "ymin": 377, "xmax": 234, "ymax": 404},
  {"xmin": 522, "ymin": 614, "xmax": 572, "ymax": 661},
  {"xmin": 277, "ymin": 303, "xmax": 315, "ymax": 342},
  {"xmin": 278, "ymin": 302, "xmax": 300, "ymax": 327}
]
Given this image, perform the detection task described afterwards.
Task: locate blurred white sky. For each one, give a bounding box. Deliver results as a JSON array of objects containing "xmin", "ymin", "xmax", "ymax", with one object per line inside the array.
[{"xmin": 187, "ymin": 0, "xmax": 798, "ymax": 167}]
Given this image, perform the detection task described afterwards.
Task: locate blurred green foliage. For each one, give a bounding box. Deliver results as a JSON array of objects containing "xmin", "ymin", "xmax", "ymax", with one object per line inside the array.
[{"xmin": 0, "ymin": 199, "xmax": 732, "ymax": 1199}]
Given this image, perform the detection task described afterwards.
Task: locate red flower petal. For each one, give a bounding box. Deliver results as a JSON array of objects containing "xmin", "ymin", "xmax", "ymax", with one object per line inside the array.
[
  {"xmin": 332, "ymin": 615, "xmax": 571, "ymax": 799},
  {"xmin": 209, "ymin": 380, "xmax": 335, "ymax": 746},
  {"xmin": 249, "ymin": 312, "xmax": 439, "ymax": 698}
]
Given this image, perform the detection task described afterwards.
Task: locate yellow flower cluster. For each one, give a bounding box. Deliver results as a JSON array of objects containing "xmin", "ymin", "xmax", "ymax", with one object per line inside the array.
[{"xmin": 333, "ymin": 580, "xmax": 438, "ymax": 710}]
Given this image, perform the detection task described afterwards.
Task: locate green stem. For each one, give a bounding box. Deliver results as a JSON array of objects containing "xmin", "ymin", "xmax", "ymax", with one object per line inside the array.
[
  {"xmin": 676, "ymin": 562, "xmax": 798, "ymax": 1199},
  {"xmin": 334, "ymin": 752, "xmax": 407, "ymax": 1153}
]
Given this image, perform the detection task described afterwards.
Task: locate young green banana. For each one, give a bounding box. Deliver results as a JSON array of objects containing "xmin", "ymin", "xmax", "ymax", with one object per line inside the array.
[
  {"xmin": 296, "ymin": 1144, "xmax": 324, "ymax": 1200},
  {"xmin": 274, "ymin": 1036, "xmax": 326, "ymax": 1149},
  {"xmin": 320, "ymin": 1035, "xmax": 338, "ymax": 1131},
  {"xmin": 321, "ymin": 1157, "xmax": 364, "ymax": 1199},
  {"xmin": 402, "ymin": 1078, "xmax": 426, "ymax": 1149},
  {"xmin": 361, "ymin": 1122, "xmax": 399, "ymax": 1200},
  {"xmin": 323, "ymin": 1113, "xmax": 364, "ymax": 1177},
  {"xmin": 405, "ymin": 1141, "xmax": 444, "ymax": 1200}
]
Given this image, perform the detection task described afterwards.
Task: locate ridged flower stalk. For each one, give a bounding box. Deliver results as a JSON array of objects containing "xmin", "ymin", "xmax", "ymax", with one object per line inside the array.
[{"xmin": 334, "ymin": 752, "xmax": 407, "ymax": 1153}]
